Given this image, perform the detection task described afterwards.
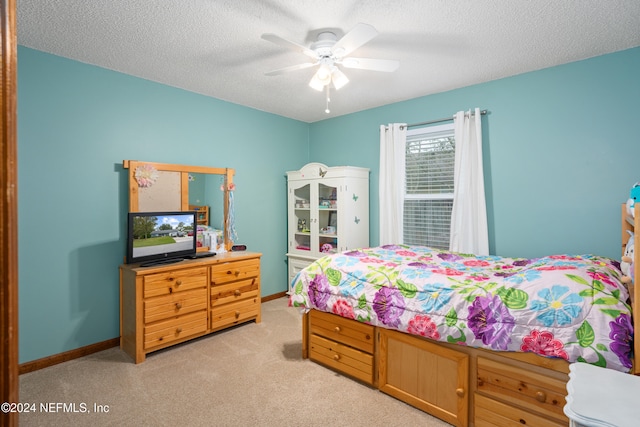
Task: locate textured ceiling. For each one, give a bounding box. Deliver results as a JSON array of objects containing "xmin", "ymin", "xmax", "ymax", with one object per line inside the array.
[{"xmin": 17, "ymin": 0, "xmax": 640, "ymax": 123}]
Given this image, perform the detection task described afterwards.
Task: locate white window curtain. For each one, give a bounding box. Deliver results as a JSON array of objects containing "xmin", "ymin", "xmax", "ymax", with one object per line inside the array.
[
  {"xmin": 379, "ymin": 123, "xmax": 406, "ymax": 245},
  {"xmin": 449, "ymin": 108, "xmax": 489, "ymax": 255}
]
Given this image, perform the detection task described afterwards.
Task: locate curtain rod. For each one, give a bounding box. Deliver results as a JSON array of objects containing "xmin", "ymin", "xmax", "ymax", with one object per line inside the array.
[{"xmin": 395, "ymin": 109, "xmax": 487, "ymax": 130}]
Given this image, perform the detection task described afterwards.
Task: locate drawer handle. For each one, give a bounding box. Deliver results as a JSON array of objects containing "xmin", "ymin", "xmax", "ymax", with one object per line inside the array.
[
  {"xmin": 175, "ymin": 280, "xmax": 182, "ymax": 286},
  {"xmin": 333, "ymin": 354, "xmax": 340, "ymax": 361},
  {"xmin": 175, "ymin": 302, "xmax": 182, "ymax": 310},
  {"xmin": 176, "ymin": 327, "xmax": 182, "ymax": 334},
  {"xmin": 334, "ymin": 326, "xmax": 341, "ymax": 333},
  {"xmin": 227, "ymin": 270, "xmax": 240, "ymax": 277},
  {"xmin": 456, "ymin": 388, "xmax": 465, "ymax": 397},
  {"xmin": 535, "ymin": 391, "xmax": 546, "ymax": 402},
  {"xmin": 235, "ymin": 311, "xmax": 240, "ymax": 319},
  {"xmin": 234, "ymin": 290, "xmax": 241, "ymax": 297}
]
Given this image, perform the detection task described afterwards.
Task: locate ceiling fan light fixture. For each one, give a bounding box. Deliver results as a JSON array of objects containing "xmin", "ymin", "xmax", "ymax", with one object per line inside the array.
[
  {"xmin": 309, "ymin": 62, "xmax": 333, "ymax": 91},
  {"xmin": 317, "ymin": 64, "xmax": 332, "ymax": 82},
  {"xmin": 331, "ymin": 67, "xmax": 349, "ymax": 90},
  {"xmin": 309, "ymin": 73, "xmax": 325, "ymax": 91}
]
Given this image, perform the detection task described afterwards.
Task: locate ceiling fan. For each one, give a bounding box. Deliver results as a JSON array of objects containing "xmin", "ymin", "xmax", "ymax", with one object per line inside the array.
[{"xmin": 261, "ymin": 23, "xmax": 399, "ymax": 113}]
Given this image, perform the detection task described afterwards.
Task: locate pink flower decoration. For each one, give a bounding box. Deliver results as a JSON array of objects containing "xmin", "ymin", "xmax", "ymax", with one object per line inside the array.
[{"xmin": 134, "ymin": 164, "xmax": 159, "ymax": 188}]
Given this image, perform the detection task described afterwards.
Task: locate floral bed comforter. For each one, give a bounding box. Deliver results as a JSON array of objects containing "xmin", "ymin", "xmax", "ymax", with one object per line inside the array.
[{"xmin": 289, "ymin": 245, "xmax": 634, "ymax": 372}]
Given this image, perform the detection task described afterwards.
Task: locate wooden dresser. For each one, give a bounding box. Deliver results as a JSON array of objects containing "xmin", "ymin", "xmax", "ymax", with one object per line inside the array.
[{"xmin": 120, "ymin": 252, "xmax": 261, "ymax": 363}]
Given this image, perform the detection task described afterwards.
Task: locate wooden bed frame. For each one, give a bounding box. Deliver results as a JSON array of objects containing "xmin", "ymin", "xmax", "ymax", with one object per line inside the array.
[{"xmin": 300, "ymin": 203, "xmax": 639, "ymax": 427}]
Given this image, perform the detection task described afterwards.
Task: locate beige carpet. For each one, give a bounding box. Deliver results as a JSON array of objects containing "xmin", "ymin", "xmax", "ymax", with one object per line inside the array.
[{"xmin": 19, "ymin": 298, "xmax": 451, "ymax": 426}]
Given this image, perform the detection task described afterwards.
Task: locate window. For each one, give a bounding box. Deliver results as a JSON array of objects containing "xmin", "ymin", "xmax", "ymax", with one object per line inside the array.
[{"xmin": 403, "ymin": 124, "xmax": 455, "ymax": 249}]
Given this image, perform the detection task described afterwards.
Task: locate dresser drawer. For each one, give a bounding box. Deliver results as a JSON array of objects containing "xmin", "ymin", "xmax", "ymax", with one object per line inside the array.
[
  {"xmin": 210, "ymin": 277, "xmax": 259, "ymax": 308},
  {"xmin": 309, "ymin": 333, "xmax": 374, "ymax": 385},
  {"xmin": 210, "ymin": 296, "xmax": 260, "ymax": 330},
  {"xmin": 309, "ymin": 310, "xmax": 374, "ymax": 354},
  {"xmin": 144, "ymin": 288, "xmax": 207, "ymax": 323},
  {"xmin": 475, "ymin": 393, "xmax": 566, "ymax": 427},
  {"xmin": 210, "ymin": 259, "xmax": 260, "ymax": 286},
  {"xmin": 477, "ymin": 357, "xmax": 567, "ymax": 423},
  {"xmin": 144, "ymin": 310, "xmax": 207, "ymax": 350},
  {"xmin": 143, "ymin": 266, "xmax": 208, "ymax": 298}
]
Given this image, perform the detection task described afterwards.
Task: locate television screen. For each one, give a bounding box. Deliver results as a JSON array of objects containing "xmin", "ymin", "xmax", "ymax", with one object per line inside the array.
[{"xmin": 126, "ymin": 211, "xmax": 197, "ymax": 266}]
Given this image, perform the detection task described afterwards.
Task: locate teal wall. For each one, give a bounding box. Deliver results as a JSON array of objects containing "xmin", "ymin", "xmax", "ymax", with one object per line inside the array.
[
  {"xmin": 310, "ymin": 47, "xmax": 640, "ymax": 260},
  {"xmin": 17, "ymin": 45, "xmax": 640, "ymax": 363},
  {"xmin": 17, "ymin": 47, "xmax": 308, "ymax": 363}
]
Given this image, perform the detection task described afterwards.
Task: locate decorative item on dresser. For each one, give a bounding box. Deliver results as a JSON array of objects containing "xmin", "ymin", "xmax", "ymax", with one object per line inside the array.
[
  {"xmin": 286, "ymin": 162, "xmax": 369, "ymax": 293},
  {"xmin": 290, "ymin": 201, "xmax": 639, "ymax": 427},
  {"xmin": 120, "ymin": 251, "xmax": 261, "ymax": 363}
]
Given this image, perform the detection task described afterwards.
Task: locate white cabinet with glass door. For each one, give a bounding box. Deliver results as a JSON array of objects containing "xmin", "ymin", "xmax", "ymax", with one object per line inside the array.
[{"xmin": 286, "ymin": 163, "xmax": 369, "ymax": 292}]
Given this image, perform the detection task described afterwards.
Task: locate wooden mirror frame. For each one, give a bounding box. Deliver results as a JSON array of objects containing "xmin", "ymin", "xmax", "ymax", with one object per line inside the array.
[{"xmin": 123, "ymin": 160, "xmax": 235, "ymax": 251}]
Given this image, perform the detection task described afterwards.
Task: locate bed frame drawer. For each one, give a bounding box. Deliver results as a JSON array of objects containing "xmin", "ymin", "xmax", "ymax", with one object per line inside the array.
[
  {"xmin": 477, "ymin": 357, "xmax": 568, "ymax": 423},
  {"xmin": 309, "ymin": 310, "xmax": 374, "ymax": 354},
  {"xmin": 309, "ymin": 334, "xmax": 374, "ymax": 385},
  {"xmin": 475, "ymin": 393, "xmax": 566, "ymax": 427},
  {"xmin": 307, "ymin": 310, "xmax": 376, "ymax": 385}
]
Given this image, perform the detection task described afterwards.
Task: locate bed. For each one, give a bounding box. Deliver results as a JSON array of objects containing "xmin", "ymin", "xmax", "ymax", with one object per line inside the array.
[{"xmin": 288, "ymin": 203, "xmax": 638, "ymax": 427}]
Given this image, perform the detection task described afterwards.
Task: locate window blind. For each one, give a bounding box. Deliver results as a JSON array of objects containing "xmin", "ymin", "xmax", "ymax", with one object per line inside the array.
[
  {"xmin": 403, "ymin": 199, "xmax": 453, "ymax": 249},
  {"xmin": 403, "ymin": 128, "xmax": 455, "ymax": 249}
]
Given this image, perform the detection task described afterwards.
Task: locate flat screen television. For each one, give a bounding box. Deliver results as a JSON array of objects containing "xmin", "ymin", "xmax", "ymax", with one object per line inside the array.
[{"xmin": 126, "ymin": 211, "xmax": 197, "ymax": 266}]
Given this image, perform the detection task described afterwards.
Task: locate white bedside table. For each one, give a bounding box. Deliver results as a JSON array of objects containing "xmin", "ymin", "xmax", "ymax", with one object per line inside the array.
[{"xmin": 564, "ymin": 362, "xmax": 640, "ymax": 427}]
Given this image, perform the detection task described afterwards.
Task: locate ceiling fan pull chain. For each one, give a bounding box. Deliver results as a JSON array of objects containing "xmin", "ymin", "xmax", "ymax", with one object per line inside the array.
[{"xmin": 325, "ymin": 85, "xmax": 331, "ymax": 114}]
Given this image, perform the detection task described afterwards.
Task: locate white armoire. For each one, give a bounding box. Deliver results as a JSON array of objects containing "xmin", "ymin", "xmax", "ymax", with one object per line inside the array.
[{"xmin": 286, "ymin": 162, "xmax": 369, "ymax": 292}]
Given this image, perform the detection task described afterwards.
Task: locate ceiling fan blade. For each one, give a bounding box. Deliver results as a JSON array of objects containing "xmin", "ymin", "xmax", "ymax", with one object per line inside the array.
[
  {"xmin": 331, "ymin": 23, "xmax": 378, "ymax": 58},
  {"xmin": 265, "ymin": 62, "xmax": 318, "ymax": 76},
  {"xmin": 339, "ymin": 57, "xmax": 399, "ymax": 72},
  {"xmin": 261, "ymin": 33, "xmax": 318, "ymax": 59}
]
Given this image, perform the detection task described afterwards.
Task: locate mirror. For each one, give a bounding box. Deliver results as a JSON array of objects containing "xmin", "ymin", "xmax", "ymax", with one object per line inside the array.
[
  {"xmin": 188, "ymin": 172, "xmax": 225, "ymax": 229},
  {"xmin": 123, "ymin": 160, "xmax": 234, "ymax": 251}
]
